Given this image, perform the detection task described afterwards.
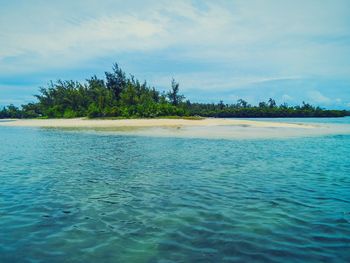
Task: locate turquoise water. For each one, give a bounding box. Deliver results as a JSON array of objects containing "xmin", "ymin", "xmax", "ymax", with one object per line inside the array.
[
  {"xmin": 236, "ymin": 117, "xmax": 350, "ymax": 124},
  {"xmin": 1, "ymin": 119, "xmax": 350, "ymax": 262}
]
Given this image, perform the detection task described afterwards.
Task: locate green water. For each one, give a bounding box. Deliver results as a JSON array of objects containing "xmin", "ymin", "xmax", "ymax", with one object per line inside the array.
[{"xmin": 1, "ymin": 118, "xmax": 350, "ymax": 262}]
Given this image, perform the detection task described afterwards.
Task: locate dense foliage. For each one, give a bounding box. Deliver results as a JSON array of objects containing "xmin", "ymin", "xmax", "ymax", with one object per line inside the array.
[{"xmin": 1, "ymin": 63, "xmax": 349, "ymax": 119}]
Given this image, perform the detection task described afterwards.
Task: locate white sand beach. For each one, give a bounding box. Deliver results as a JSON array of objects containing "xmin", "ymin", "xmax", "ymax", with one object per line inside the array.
[
  {"xmin": 0, "ymin": 118, "xmax": 315, "ymax": 129},
  {"xmin": 2, "ymin": 118, "xmax": 349, "ymax": 140},
  {"xmin": 5, "ymin": 117, "xmax": 346, "ymax": 139}
]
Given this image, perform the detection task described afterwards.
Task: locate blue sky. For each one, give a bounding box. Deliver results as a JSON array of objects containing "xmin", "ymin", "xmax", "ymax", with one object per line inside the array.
[{"xmin": 1, "ymin": 0, "xmax": 350, "ymax": 108}]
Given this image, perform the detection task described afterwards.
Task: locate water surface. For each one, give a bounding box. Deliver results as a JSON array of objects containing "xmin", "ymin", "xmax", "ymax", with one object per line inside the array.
[{"xmin": 1, "ymin": 118, "xmax": 350, "ymax": 262}]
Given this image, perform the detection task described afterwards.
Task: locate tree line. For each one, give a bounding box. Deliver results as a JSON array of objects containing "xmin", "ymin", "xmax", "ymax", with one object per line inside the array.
[{"xmin": 1, "ymin": 63, "xmax": 349, "ymax": 119}]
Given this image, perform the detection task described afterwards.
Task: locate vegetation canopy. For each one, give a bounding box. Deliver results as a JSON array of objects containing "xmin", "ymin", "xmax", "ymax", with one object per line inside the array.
[{"xmin": 0, "ymin": 63, "xmax": 349, "ymax": 119}]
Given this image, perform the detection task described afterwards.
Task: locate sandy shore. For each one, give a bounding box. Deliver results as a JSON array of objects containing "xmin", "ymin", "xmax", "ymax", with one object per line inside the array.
[
  {"xmin": 0, "ymin": 118, "xmax": 314, "ymax": 129},
  {"xmin": 2, "ymin": 118, "xmax": 349, "ymax": 139}
]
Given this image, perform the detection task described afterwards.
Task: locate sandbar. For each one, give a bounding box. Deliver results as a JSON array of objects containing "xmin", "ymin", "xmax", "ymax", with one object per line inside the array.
[{"xmin": 0, "ymin": 118, "xmax": 314, "ymax": 129}]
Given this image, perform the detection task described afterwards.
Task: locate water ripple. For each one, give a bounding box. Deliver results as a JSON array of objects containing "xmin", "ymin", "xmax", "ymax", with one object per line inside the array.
[{"xmin": 0, "ymin": 127, "xmax": 350, "ymax": 262}]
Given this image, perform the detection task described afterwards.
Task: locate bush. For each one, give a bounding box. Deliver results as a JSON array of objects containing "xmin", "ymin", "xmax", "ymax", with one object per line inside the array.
[
  {"xmin": 63, "ymin": 108, "xmax": 77, "ymax": 118},
  {"xmin": 87, "ymin": 103, "xmax": 102, "ymax": 118}
]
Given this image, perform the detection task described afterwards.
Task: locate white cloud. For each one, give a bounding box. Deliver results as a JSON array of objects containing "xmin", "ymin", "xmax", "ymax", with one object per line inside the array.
[
  {"xmin": 1, "ymin": 0, "xmax": 350, "ymax": 78},
  {"xmin": 282, "ymin": 94, "xmax": 294, "ymax": 102},
  {"xmin": 4, "ymin": 15, "xmax": 164, "ymax": 57},
  {"xmin": 335, "ymin": 98, "xmax": 342, "ymax": 103},
  {"xmin": 146, "ymin": 72, "xmax": 301, "ymax": 93},
  {"xmin": 1, "ymin": 0, "xmax": 350, "ymax": 111},
  {"xmin": 307, "ymin": 90, "xmax": 331, "ymax": 103},
  {"xmin": 0, "ymin": 14, "xmax": 168, "ymax": 74}
]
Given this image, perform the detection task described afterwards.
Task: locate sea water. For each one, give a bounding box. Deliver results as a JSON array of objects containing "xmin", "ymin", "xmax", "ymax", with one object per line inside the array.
[{"xmin": 1, "ymin": 118, "xmax": 350, "ymax": 262}]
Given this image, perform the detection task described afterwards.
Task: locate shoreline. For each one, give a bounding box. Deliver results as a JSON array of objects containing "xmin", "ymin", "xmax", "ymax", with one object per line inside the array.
[
  {"xmin": 1, "ymin": 117, "xmax": 350, "ymax": 140},
  {"xmin": 0, "ymin": 118, "xmax": 316, "ymax": 129}
]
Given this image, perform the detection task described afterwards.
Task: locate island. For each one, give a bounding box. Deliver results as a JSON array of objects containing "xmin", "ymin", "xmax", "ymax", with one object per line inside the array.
[{"xmin": 1, "ymin": 63, "xmax": 349, "ymax": 119}]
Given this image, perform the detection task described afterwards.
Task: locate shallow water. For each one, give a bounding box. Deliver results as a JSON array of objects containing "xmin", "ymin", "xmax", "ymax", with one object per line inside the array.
[
  {"xmin": 41, "ymin": 117, "xmax": 350, "ymax": 140},
  {"xmin": 1, "ymin": 118, "xmax": 350, "ymax": 262},
  {"xmin": 236, "ymin": 116, "xmax": 350, "ymax": 125}
]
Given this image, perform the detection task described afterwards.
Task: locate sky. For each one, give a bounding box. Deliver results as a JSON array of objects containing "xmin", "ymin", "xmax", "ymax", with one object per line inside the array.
[{"xmin": 0, "ymin": 0, "xmax": 350, "ymax": 108}]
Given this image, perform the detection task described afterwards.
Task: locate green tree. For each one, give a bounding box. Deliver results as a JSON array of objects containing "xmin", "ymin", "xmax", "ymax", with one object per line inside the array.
[
  {"xmin": 105, "ymin": 63, "xmax": 126, "ymax": 100},
  {"xmin": 2, "ymin": 62, "xmax": 348, "ymax": 119},
  {"xmin": 167, "ymin": 79, "xmax": 184, "ymax": 106},
  {"xmin": 268, "ymin": 98, "xmax": 276, "ymax": 108}
]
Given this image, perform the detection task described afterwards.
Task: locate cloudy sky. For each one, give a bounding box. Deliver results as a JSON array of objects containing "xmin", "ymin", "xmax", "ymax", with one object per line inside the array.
[{"xmin": 1, "ymin": 0, "xmax": 350, "ymax": 108}]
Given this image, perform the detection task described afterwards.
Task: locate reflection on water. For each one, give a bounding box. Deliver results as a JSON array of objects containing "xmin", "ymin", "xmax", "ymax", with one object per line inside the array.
[{"xmin": 0, "ymin": 120, "xmax": 350, "ymax": 262}]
